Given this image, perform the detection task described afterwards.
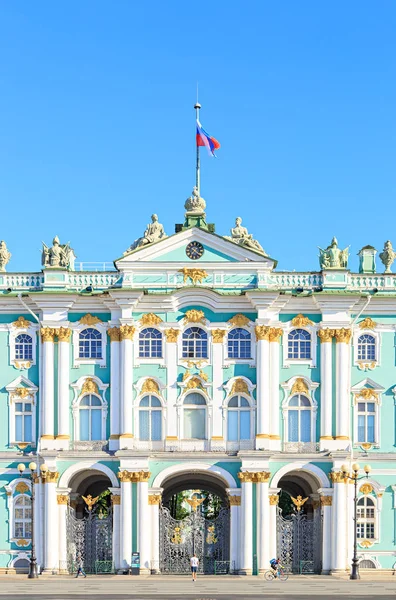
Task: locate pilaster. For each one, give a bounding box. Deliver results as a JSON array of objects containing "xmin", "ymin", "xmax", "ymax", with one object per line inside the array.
[
  {"xmin": 40, "ymin": 328, "xmax": 57, "ymax": 446},
  {"xmin": 334, "ymin": 329, "xmax": 352, "ymax": 448},
  {"xmin": 269, "ymin": 328, "xmax": 282, "ymax": 450},
  {"xmin": 108, "ymin": 327, "xmax": 121, "ymax": 451},
  {"xmin": 164, "ymin": 329, "xmax": 179, "ymax": 446},
  {"xmin": 255, "ymin": 326, "xmax": 270, "ymax": 449},
  {"xmin": 56, "ymin": 327, "xmax": 71, "ymax": 450},
  {"xmin": 119, "ymin": 324, "xmax": 135, "ymax": 449}
]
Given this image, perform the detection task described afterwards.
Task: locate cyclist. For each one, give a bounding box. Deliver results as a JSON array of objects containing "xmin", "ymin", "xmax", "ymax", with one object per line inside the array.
[{"xmin": 269, "ymin": 557, "xmax": 282, "ymax": 578}]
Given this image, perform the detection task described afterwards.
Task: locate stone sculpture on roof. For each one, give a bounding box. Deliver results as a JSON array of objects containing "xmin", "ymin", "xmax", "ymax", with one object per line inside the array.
[
  {"xmin": 42, "ymin": 236, "xmax": 75, "ymax": 270},
  {"xmin": 318, "ymin": 237, "xmax": 349, "ymax": 269},
  {"xmin": 124, "ymin": 214, "xmax": 167, "ymax": 254},
  {"xmin": 184, "ymin": 187, "xmax": 206, "ymax": 216},
  {"xmin": 0, "ymin": 241, "xmax": 11, "ymax": 272},
  {"xmin": 379, "ymin": 240, "xmax": 396, "ymax": 273},
  {"xmin": 225, "ymin": 217, "xmax": 267, "ymax": 255}
]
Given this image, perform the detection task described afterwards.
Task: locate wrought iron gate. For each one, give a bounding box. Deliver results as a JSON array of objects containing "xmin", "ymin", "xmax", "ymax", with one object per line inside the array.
[
  {"xmin": 66, "ymin": 506, "xmax": 113, "ymax": 574},
  {"xmin": 277, "ymin": 509, "xmax": 322, "ymax": 573},
  {"xmin": 160, "ymin": 506, "xmax": 230, "ymax": 574}
]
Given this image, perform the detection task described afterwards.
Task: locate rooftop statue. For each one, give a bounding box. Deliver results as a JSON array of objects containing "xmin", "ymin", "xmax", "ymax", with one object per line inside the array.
[
  {"xmin": 125, "ymin": 214, "xmax": 167, "ymax": 254},
  {"xmin": 318, "ymin": 237, "xmax": 349, "ymax": 269},
  {"xmin": 184, "ymin": 186, "xmax": 206, "ymax": 216},
  {"xmin": 42, "ymin": 236, "xmax": 75, "ymax": 270},
  {"xmin": 226, "ymin": 217, "xmax": 267, "ymax": 255},
  {"xmin": 379, "ymin": 240, "xmax": 396, "ymax": 273},
  {"xmin": 0, "ymin": 240, "xmax": 11, "ymax": 272}
]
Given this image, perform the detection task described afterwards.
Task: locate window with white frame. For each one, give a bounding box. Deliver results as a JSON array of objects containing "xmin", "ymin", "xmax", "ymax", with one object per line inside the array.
[
  {"xmin": 183, "ymin": 392, "xmax": 207, "ymax": 439},
  {"xmin": 287, "ymin": 394, "xmax": 312, "ymax": 442},
  {"xmin": 14, "ymin": 495, "xmax": 32, "ymax": 539},
  {"xmin": 78, "ymin": 394, "xmax": 104, "ymax": 441},
  {"xmin": 139, "ymin": 328, "xmax": 162, "ymax": 358},
  {"xmin": 227, "ymin": 328, "xmax": 251, "ymax": 359},
  {"xmin": 78, "ymin": 328, "xmax": 102, "ymax": 359},
  {"xmin": 15, "ymin": 401, "xmax": 33, "ymax": 443},
  {"xmin": 357, "ymin": 496, "xmax": 376, "ymax": 539},
  {"xmin": 357, "ymin": 401, "xmax": 376, "ymax": 444},
  {"xmin": 182, "ymin": 327, "xmax": 208, "ymax": 359},
  {"xmin": 357, "ymin": 334, "xmax": 376, "ymax": 362},
  {"xmin": 227, "ymin": 395, "xmax": 251, "ymax": 441},
  {"xmin": 15, "ymin": 335, "xmax": 33, "ymax": 362},
  {"xmin": 287, "ymin": 329, "xmax": 311, "ymax": 360},
  {"xmin": 139, "ymin": 395, "xmax": 162, "ymax": 441}
]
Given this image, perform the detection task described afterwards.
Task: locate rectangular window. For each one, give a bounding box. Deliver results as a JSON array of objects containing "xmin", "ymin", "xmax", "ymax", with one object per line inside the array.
[{"xmin": 15, "ymin": 403, "xmax": 33, "ymax": 443}]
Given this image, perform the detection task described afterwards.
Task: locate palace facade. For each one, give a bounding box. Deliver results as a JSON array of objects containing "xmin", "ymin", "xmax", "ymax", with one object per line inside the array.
[{"xmin": 1, "ymin": 193, "xmax": 396, "ymax": 575}]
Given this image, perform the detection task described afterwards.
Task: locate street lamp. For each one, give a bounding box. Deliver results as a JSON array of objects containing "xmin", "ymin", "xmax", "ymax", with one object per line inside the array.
[
  {"xmin": 341, "ymin": 462, "xmax": 371, "ymax": 580},
  {"xmin": 17, "ymin": 461, "xmax": 39, "ymax": 579}
]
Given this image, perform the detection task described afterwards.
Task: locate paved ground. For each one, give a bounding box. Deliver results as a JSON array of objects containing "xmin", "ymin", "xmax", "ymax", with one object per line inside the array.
[{"xmin": 0, "ymin": 575, "xmax": 396, "ymax": 598}]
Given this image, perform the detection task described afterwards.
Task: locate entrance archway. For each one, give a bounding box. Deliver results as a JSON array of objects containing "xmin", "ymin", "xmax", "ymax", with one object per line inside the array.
[
  {"xmin": 276, "ymin": 469, "xmax": 323, "ymax": 574},
  {"xmin": 66, "ymin": 469, "xmax": 114, "ymax": 574},
  {"xmin": 159, "ymin": 469, "xmax": 231, "ymax": 574}
]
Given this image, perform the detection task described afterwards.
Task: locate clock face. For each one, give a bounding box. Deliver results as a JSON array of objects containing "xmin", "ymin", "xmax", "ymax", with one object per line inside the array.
[{"xmin": 186, "ymin": 241, "xmax": 204, "ymax": 260}]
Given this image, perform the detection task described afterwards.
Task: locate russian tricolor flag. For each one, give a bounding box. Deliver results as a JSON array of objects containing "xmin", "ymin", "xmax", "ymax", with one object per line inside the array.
[{"xmin": 196, "ymin": 120, "xmax": 220, "ymax": 156}]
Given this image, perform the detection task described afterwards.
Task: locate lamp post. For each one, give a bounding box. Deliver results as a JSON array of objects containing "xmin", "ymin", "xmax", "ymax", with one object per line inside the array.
[
  {"xmin": 17, "ymin": 461, "xmax": 39, "ymax": 579},
  {"xmin": 341, "ymin": 462, "xmax": 371, "ymax": 580}
]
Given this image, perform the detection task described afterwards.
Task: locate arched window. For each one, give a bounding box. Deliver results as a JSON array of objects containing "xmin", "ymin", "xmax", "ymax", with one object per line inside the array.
[
  {"xmin": 139, "ymin": 395, "xmax": 162, "ymax": 441},
  {"xmin": 14, "ymin": 495, "xmax": 31, "ymax": 539},
  {"xmin": 79, "ymin": 328, "xmax": 102, "ymax": 359},
  {"xmin": 183, "ymin": 393, "xmax": 207, "ymax": 439},
  {"xmin": 79, "ymin": 394, "xmax": 103, "ymax": 441},
  {"xmin": 13, "ymin": 558, "xmax": 30, "ymax": 573},
  {"xmin": 139, "ymin": 328, "xmax": 162, "ymax": 358},
  {"xmin": 357, "ymin": 401, "xmax": 376, "ymax": 443},
  {"xmin": 227, "ymin": 395, "xmax": 251, "ymax": 441},
  {"xmin": 359, "ymin": 559, "xmax": 376, "ymax": 569},
  {"xmin": 182, "ymin": 327, "xmax": 208, "ymax": 359},
  {"xmin": 228, "ymin": 328, "xmax": 251, "ymax": 359},
  {"xmin": 15, "ymin": 401, "xmax": 33, "ymax": 443},
  {"xmin": 287, "ymin": 394, "xmax": 312, "ymax": 442},
  {"xmin": 357, "ymin": 497, "xmax": 376, "ymax": 540},
  {"xmin": 15, "ymin": 334, "xmax": 33, "ymax": 361},
  {"xmin": 287, "ymin": 329, "xmax": 311, "ymax": 359},
  {"xmin": 357, "ymin": 334, "xmax": 376, "ymax": 361}
]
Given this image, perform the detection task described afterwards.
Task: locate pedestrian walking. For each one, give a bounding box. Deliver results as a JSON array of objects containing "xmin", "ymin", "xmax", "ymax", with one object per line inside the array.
[
  {"xmin": 190, "ymin": 553, "xmax": 199, "ymax": 582},
  {"xmin": 75, "ymin": 552, "xmax": 87, "ymax": 578}
]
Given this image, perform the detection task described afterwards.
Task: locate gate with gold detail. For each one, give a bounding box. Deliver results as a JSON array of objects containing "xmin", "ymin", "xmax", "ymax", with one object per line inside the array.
[{"xmin": 159, "ymin": 506, "xmax": 230, "ymax": 574}]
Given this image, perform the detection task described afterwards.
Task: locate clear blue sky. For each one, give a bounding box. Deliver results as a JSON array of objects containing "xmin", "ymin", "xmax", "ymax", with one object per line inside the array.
[{"xmin": 1, "ymin": 1, "xmax": 396, "ymax": 273}]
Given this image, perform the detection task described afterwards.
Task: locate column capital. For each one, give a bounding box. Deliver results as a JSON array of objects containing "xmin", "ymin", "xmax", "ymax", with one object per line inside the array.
[
  {"xmin": 255, "ymin": 325, "xmax": 270, "ymax": 341},
  {"xmin": 334, "ymin": 328, "xmax": 352, "ymax": 344},
  {"xmin": 228, "ymin": 495, "xmax": 241, "ymax": 505},
  {"xmin": 212, "ymin": 329, "xmax": 227, "ymax": 343},
  {"xmin": 238, "ymin": 471, "xmax": 255, "ymax": 483},
  {"xmin": 254, "ymin": 471, "xmax": 271, "ymax": 483},
  {"xmin": 108, "ymin": 326, "xmax": 121, "ymax": 342},
  {"xmin": 40, "ymin": 327, "xmax": 57, "ymax": 342},
  {"xmin": 57, "ymin": 494, "xmax": 69, "ymax": 505},
  {"xmin": 111, "ymin": 494, "xmax": 121, "ymax": 505},
  {"xmin": 318, "ymin": 328, "xmax": 335, "ymax": 343},
  {"xmin": 56, "ymin": 327, "xmax": 71, "ymax": 342},
  {"xmin": 238, "ymin": 471, "xmax": 271, "ymax": 483},
  {"xmin": 119, "ymin": 324, "xmax": 135, "ymax": 340},
  {"xmin": 320, "ymin": 495, "xmax": 333, "ymax": 506},
  {"xmin": 268, "ymin": 327, "xmax": 282, "ymax": 342},
  {"xmin": 42, "ymin": 471, "xmax": 59, "ymax": 484},
  {"xmin": 164, "ymin": 328, "xmax": 180, "ymax": 342},
  {"xmin": 118, "ymin": 470, "xmax": 151, "ymax": 483},
  {"xmin": 269, "ymin": 494, "xmax": 279, "ymax": 505},
  {"xmin": 148, "ymin": 494, "xmax": 161, "ymax": 505}
]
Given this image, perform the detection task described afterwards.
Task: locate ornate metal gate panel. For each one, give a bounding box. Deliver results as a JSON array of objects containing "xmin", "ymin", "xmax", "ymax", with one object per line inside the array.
[
  {"xmin": 160, "ymin": 506, "xmax": 230, "ymax": 574},
  {"xmin": 277, "ymin": 509, "xmax": 322, "ymax": 573},
  {"xmin": 66, "ymin": 507, "xmax": 113, "ymax": 574}
]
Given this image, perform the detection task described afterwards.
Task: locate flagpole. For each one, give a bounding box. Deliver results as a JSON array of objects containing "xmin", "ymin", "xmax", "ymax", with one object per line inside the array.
[{"xmin": 194, "ymin": 101, "xmax": 201, "ymax": 195}]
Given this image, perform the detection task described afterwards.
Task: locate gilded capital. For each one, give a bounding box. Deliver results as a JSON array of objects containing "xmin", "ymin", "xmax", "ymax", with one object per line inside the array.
[
  {"xmin": 329, "ymin": 471, "xmax": 346, "ymax": 484},
  {"xmin": 228, "ymin": 495, "xmax": 241, "ymax": 506},
  {"xmin": 268, "ymin": 327, "xmax": 282, "ymax": 343},
  {"xmin": 255, "ymin": 325, "xmax": 270, "ymax": 341},
  {"xmin": 40, "ymin": 327, "xmax": 56, "ymax": 342},
  {"xmin": 119, "ymin": 324, "xmax": 136, "ymax": 340},
  {"xmin": 107, "ymin": 327, "xmax": 121, "ymax": 342},
  {"xmin": 148, "ymin": 494, "xmax": 161, "ymax": 505},
  {"xmin": 334, "ymin": 328, "xmax": 352, "ymax": 344},
  {"xmin": 254, "ymin": 471, "xmax": 271, "ymax": 483},
  {"xmin": 111, "ymin": 494, "xmax": 121, "ymax": 505},
  {"xmin": 238, "ymin": 471, "xmax": 255, "ymax": 483},
  {"xmin": 57, "ymin": 494, "xmax": 69, "ymax": 505},
  {"xmin": 320, "ymin": 495, "xmax": 333, "ymax": 506},
  {"xmin": 212, "ymin": 329, "xmax": 227, "ymax": 343},
  {"xmin": 164, "ymin": 328, "xmax": 180, "ymax": 343},
  {"xmin": 269, "ymin": 494, "xmax": 279, "ymax": 505},
  {"xmin": 42, "ymin": 471, "xmax": 59, "ymax": 484},
  {"xmin": 117, "ymin": 470, "xmax": 151, "ymax": 483},
  {"xmin": 56, "ymin": 327, "xmax": 71, "ymax": 342},
  {"xmin": 318, "ymin": 328, "xmax": 334, "ymax": 343}
]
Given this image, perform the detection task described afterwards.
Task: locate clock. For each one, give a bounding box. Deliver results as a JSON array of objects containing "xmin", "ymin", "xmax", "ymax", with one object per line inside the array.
[{"xmin": 186, "ymin": 241, "xmax": 204, "ymax": 260}]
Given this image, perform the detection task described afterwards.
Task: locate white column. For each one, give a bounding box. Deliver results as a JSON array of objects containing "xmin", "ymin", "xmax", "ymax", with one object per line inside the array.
[
  {"xmin": 108, "ymin": 328, "xmax": 121, "ymax": 451},
  {"xmin": 331, "ymin": 473, "xmax": 347, "ymax": 572},
  {"xmin": 42, "ymin": 473, "xmax": 59, "ymax": 573},
  {"xmin": 228, "ymin": 493, "xmax": 240, "ymax": 573},
  {"xmin": 164, "ymin": 330, "xmax": 179, "ymax": 445},
  {"xmin": 149, "ymin": 492, "xmax": 161, "ymax": 573},
  {"xmin": 268, "ymin": 490, "xmax": 280, "ymax": 562},
  {"xmin": 335, "ymin": 329, "xmax": 351, "ymax": 448},
  {"xmin": 57, "ymin": 491, "xmax": 69, "ymax": 574},
  {"xmin": 256, "ymin": 474, "xmax": 270, "ymax": 574},
  {"xmin": 33, "ymin": 477, "xmax": 42, "ymax": 569},
  {"xmin": 119, "ymin": 325, "xmax": 134, "ymax": 446},
  {"xmin": 319, "ymin": 329, "xmax": 334, "ymax": 449},
  {"xmin": 110, "ymin": 488, "xmax": 121, "ymax": 571},
  {"xmin": 57, "ymin": 328, "xmax": 71, "ymax": 448},
  {"xmin": 120, "ymin": 476, "xmax": 132, "ymax": 570},
  {"xmin": 40, "ymin": 328, "xmax": 56, "ymax": 440},
  {"xmin": 255, "ymin": 326, "xmax": 270, "ymax": 449},
  {"xmin": 319, "ymin": 490, "xmax": 333, "ymax": 574},
  {"xmin": 238, "ymin": 473, "xmax": 253, "ymax": 575},
  {"xmin": 346, "ymin": 479, "xmax": 354, "ymax": 571},
  {"xmin": 211, "ymin": 332, "xmax": 225, "ymax": 448},
  {"xmin": 138, "ymin": 475, "xmax": 150, "ymax": 573},
  {"xmin": 269, "ymin": 330, "xmax": 282, "ymax": 450}
]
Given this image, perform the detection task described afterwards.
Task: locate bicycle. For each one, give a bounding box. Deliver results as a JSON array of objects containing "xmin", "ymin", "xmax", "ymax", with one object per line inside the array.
[{"xmin": 264, "ymin": 566, "xmax": 288, "ymax": 581}]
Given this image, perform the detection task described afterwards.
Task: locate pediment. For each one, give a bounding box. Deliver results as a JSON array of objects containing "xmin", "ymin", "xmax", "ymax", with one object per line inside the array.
[
  {"xmin": 115, "ymin": 228, "xmax": 277, "ymax": 271},
  {"xmin": 351, "ymin": 378, "xmax": 385, "ymax": 393}
]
